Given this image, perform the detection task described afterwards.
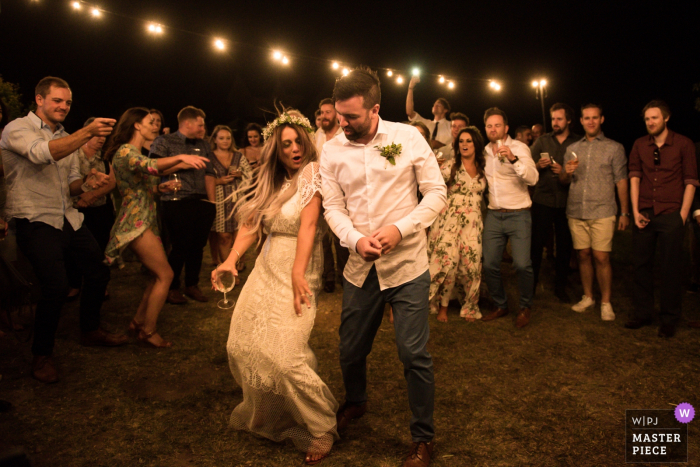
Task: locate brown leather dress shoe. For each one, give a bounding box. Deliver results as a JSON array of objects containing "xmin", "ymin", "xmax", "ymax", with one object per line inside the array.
[
  {"xmin": 32, "ymin": 356, "xmax": 59, "ymax": 384},
  {"xmin": 184, "ymin": 286, "xmax": 208, "ymax": 302},
  {"xmin": 81, "ymin": 328, "xmax": 128, "ymax": 347},
  {"xmin": 516, "ymin": 308, "xmax": 531, "ymax": 328},
  {"xmin": 167, "ymin": 289, "xmax": 188, "ymax": 305},
  {"xmin": 481, "ymin": 307, "xmax": 508, "ymax": 322},
  {"xmin": 403, "ymin": 440, "xmax": 435, "ymax": 467},
  {"xmin": 336, "ymin": 401, "xmax": 367, "ymax": 432}
]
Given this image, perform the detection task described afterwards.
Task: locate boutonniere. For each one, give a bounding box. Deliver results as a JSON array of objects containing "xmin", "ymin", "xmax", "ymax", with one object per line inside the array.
[{"xmin": 374, "ymin": 142, "xmax": 403, "ymax": 167}]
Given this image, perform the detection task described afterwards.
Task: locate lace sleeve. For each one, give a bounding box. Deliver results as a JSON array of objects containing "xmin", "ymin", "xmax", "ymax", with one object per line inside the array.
[{"xmin": 298, "ymin": 162, "xmax": 322, "ymax": 209}]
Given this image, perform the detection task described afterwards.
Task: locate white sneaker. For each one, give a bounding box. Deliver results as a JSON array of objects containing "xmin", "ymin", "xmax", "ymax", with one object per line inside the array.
[
  {"xmin": 601, "ymin": 302, "xmax": 615, "ymax": 321},
  {"xmin": 572, "ymin": 295, "xmax": 595, "ymax": 312}
]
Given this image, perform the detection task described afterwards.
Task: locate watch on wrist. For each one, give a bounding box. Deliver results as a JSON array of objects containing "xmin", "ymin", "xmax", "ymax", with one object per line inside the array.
[{"xmin": 509, "ymin": 156, "xmax": 519, "ymax": 164}]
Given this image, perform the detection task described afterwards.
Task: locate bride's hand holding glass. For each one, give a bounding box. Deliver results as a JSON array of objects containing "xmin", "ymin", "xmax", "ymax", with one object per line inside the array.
[
  {"xmin": 212, "ymin": 263, "xmax": 237, "ymax": 309},
  {"xmin": 292, "ymin": 271, "xmax": 312, "ymax": 317}
]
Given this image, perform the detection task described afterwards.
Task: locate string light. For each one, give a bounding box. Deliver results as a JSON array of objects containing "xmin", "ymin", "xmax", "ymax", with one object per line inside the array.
[
  {"xmin": 147, "ymin": 23, "xmax": 163, "ymax": 34},
  {"xmin": 387, "ymin": 70, "xmax": 393, "ymax": 77},
  {"xmin": 412, "ymin": 68, "xmax": 420, "ymax": 77},
  {"xmin": 489, "ymin": 80, "xmax": 502, "ymax": 91},
  {"xmin": 71, "ymin": 1, "xmax": 81, "ymax": 10},
  {"xmin": 396, "ymin": 76, "xmax": 404, "ymax": 84},
  {"xmin": 272, "ymin": 50, "xmax": 282, "ymax": 60},
  {"xmin": 91, "ymin": 7, "xmax": 101, "ymax": 17},
  {"xmin": 448, "ymin": 81, "xmax": 455, "ymax": 89},
  {"xmin": 540, "ymin": 79, "xmax": 547, "ymax": 87},
  {"xmin": 213, "ymin": 38, "xmax": 225, "ymax": 51},
  {"xmin": 342, "ymin": 68, "xmax": 349, "ymax": 76},
  {"xmin": 331, "ymin": 62, "xmax": 339, "ymax": 70},
  {"xmin": 439, "ymin": 76, "xmax": 445, "ymax": 84},
  {"xmin": 281, "ymin": 56, "xmax": 289, "ymax": 65}
]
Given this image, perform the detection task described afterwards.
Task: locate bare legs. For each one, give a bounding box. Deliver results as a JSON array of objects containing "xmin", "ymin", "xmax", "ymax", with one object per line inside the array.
[
  {"xmin": 576, "ymin": 248, "xmax": 612, "ymax": 303},
  {"xmin": 129, "ymin": 229, "xmax": 174, "ymax": 346}
]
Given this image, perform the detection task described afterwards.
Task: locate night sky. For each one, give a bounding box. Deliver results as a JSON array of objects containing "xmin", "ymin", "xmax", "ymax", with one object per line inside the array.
[{"xmin": 2, "ymin": 0, "xmax": 699, "ymax": 150}]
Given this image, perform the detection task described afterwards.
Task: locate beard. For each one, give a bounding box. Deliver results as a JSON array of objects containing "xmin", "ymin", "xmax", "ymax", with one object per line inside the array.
[
  {"xmin": 343, "ymin": 121, "xmax": 371, "ymax": 141},
  {"xmin": 321, "ymin": 119, "xmax": 335, "ymax": 132},
  {"xmin": 552, "ymin": 125, "xmax": 566, "ymax": 135},
  {"xmin": 647, "ymin": 119, "xmax": 666, "ymax": 137}
]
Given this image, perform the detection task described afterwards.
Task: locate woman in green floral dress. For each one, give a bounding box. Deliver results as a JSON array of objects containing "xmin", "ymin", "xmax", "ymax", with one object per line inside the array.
[
  {"xmin": 428, "ymin": 127, "xmax": 487, "ymax": 322},
  {"xmin": 104, "ymin": 107, "xmax": 209, "ymax": 347}
]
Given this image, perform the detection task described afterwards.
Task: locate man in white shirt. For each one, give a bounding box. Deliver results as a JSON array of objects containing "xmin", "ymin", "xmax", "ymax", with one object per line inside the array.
[
  {"xmin": 314, "ymin": 98, "xmax": 348, "ymax": 292},
  {"xmin": 479, "ymin": 108, "xmax": 539, "ymax": 328},
  {"xmin": 435, "ymin": 112, "xmax": 469, "ymax": 162},
  {"xmin": 321, "ymin": 67, "xmax": 446, "ymax": 467},
  {"xmin": 405, "ymin": 76, "xmax": 452, "ymax": 150}
]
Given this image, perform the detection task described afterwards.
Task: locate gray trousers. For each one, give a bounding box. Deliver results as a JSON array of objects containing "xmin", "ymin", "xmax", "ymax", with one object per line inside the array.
[{"xmin": 339, "ymin": 266, "xmax": 435, "ymax": 442}]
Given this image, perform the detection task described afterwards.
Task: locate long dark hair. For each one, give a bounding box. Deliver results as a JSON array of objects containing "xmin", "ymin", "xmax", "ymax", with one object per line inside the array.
[
  {"xmin": 241, "ymin": 123, "xmax": 263, "ymax": 148},
  {"xmin": 448, "ymin": 126, "xmax": 485, "ymax": 186},
  {"xmin": 103, "ymin": 107, "xmax": 150, "ymax": 162}
]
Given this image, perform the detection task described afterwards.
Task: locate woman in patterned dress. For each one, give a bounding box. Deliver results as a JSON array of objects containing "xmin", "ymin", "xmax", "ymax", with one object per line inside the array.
[
  {"xmin": 213, "ymin": 114, "xmax": 337, "ymax": 465},
  {"xmin": 428, "ymin": 127, "xmax": 487, "ymax": 322},
  {"xmin": 208, "ymin": 125, "xmax": 252, "ymax": 266},
  {"xmin": 104, "ymin": 108, "xmax": 209, "ymax": 347}
]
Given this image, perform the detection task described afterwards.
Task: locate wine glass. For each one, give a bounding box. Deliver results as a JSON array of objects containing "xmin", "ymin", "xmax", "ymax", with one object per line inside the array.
[
  {"xmin": 213, "ymin": 265, "xmax": 236, "ymax": 309},
  {"xmin": 168, "ymin": 173, "xmax": 181, "ymax": 200}
]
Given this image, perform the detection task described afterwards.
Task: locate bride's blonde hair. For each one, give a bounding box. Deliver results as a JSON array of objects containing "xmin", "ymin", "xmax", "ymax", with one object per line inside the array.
[{"xmin": 232, "ymin": 120, "xmax": 318, "ymax": 241}]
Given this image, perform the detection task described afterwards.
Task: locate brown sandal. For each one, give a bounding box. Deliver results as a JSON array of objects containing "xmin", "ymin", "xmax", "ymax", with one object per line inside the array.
[{"xmin": 137, "ymin": 329, "xmax": 172, "ymax": 348}]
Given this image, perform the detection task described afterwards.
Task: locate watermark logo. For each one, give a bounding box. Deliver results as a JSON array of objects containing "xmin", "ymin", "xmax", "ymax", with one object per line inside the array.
[{"xmin": 625, "ymin": 407, "xmax": 691, "ymax": 463}]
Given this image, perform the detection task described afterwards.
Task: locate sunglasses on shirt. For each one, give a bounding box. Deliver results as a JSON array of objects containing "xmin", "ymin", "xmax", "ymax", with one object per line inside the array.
[{"xmin": 653, "ymin": 149, "xmax": 660, "ymax": 166}]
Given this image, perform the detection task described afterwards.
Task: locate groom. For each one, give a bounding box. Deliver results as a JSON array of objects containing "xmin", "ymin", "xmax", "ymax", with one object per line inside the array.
[{"xmin": 320, "ymin": 66, "xmax": 446, "ymax": 467}]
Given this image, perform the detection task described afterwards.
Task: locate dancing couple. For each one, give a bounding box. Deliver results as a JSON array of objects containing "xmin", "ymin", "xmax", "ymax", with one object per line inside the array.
[{"xmin": 214, "ymin": 67, "xmax": 446, "ymax": 466}]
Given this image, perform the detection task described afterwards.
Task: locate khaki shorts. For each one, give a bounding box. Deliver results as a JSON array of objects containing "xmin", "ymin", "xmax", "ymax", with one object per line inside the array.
[{"xmin": 568, "ymin": 216, "xmax": 616, "ymax": 251}]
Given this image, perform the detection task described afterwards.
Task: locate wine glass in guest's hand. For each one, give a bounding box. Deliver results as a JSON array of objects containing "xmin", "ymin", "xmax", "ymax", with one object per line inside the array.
[
  {"xmin": 213, "ymin": 265, "xmax": 236, "ymax": 309},
  {"xmin": 168, "ymin": 174, "xmax": 182, "ymax": 200}
]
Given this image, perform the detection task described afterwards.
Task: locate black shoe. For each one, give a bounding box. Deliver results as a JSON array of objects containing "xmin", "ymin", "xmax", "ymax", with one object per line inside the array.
[
  {"xmin": 554, "ymin": 287, "xmax": 571, "ymax": 303},
  {"xmin": 624, "ymin": 318, "xmax": 653, "ymax": 330},
  {"xmin": 658, "ymin": 324, "xmax": 677, "ymax": 338}
]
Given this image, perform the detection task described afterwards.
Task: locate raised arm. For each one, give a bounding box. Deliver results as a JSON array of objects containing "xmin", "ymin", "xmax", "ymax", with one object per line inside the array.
[{"xmin": 406, "ymin": 76, "xmax": 420, "ymax": 119}]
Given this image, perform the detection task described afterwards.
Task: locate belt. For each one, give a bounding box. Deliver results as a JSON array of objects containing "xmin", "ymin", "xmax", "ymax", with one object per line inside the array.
[{"xmin": 491, "ymin": 208, "xmax": 530, "ymax": 213}]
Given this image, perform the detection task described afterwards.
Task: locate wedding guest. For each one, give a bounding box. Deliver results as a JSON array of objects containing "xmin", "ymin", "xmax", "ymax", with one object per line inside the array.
[
  {"xmin": 530, "ymin": 103, "xmax": 579, "ymax": 303},
  {"xmin": 435, "ymin": 113, "xmax": 469, "ymax": 162},
  {"xmin": 142, "ymin": 109, "xmax": 165, "ymax": 155},
  {"xmin": 105, "ymin": 107, "xmax": 209, "ymax": 347},
  {"xmin": 0, "ymin": 76, "xmax": 125, "ymax": 383},
  {"xmin": 315, "ymin": 98, "xmax": 347, "ymax": 292},
  {"xmin": 406, "ymin": 76, "xmax": 452, "ymax": 149},
  {"xmin": 531, "ymin": 123, "xmax": 545, "ymax": 142},
  {"xmin": 208, "ymin": 125, "xmax": 252, "ymax": 268},
  {"xmin": 515, "ymin": 125, "xmax": 533, "ymax": 146},
  {"xmin": 560, "ymin": 104, "xmax": 628, "ymax": 321},
  {"xmin": 428, "ymin": 127, "xmax": 486, "ymax": 322},
  {"xmin": 627, "ymin": 100, "xmax": 698, "ymax": 338},
  {"xmin": 480, "ymin": 108, "xmax": 538, "ymax": 328},
  {"xmin": 408, "ymin": 121, "xmax": 430, "ymax": 142},
  {"xmin": 315, "ymin": 109, "xmax": 323, "ymax": 130},
  {"xmin": 241, "ymin": 123, "xmax": 263, "ymax": 170},
  {"xmin": 149, "ymin": 106, "xmax": 217, "ymax": 304},
  {"xmin": 323, "ymin": 66, "xmax": 446, "ymax": 467}
]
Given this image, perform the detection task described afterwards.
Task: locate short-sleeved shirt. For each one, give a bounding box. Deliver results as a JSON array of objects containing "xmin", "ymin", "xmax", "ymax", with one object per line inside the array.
[
  {"xmin": 628, "ymin": 130, "xmax": 699, "ymax": 215},
  {"xmin": 564, "ymin": 133, "xmax": 627, "ymax": 220},
  {"xmin": 148, "ymin": 131, "xmax": 216, "ymax": 201},
  {"xmin": 530, "ymin": 131, "xmax": 580, "ymax": 208},
  {"xmin": 0, "ymin": 112, "xmax": 83, "ymax": 230},
  {"xmin": 408, "ymin": 113, "xmax": 452, "ymax": 147}
]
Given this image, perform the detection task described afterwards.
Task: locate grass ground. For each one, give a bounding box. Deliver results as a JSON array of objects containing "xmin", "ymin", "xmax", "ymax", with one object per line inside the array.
[{"xmin": 1, "ymin": 228, "xmax": 699, "ymax": 466}]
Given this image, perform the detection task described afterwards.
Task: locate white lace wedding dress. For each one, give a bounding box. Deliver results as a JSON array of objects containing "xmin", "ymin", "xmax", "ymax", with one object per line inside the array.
[{"xmin": 226, "ymin": 162, "xmax": 339, "ymax": 453}]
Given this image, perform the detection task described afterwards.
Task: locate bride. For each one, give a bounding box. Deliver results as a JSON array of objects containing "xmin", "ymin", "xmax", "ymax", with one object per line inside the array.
[{"xmin": 213, "ymin": 112, "xmax": 338, "ymax": 465}]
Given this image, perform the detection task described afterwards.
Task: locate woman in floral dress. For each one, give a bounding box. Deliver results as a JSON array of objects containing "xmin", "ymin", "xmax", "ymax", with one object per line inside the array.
[
  {"xmin": 428, "ymin": 127, "xmax": 487, "ymax": 322},
  {"xmin": 104, "ymin": 107, "xmax": 209, "ymax": 347}
]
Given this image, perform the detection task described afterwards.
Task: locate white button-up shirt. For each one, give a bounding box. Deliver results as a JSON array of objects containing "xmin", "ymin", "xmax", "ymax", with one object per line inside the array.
[
  {"xmin": 321, "ymin": 118, "xmax": 447, "ymax": 290},
  {"xmin": 315, "ymin": 126, "xmax": 343, "ymax": 154},
  {"xmin": 408, "ymin": 113, "xmax": 451, "ymax": 147},
  {"xmin": 484, "ymin": 136, "xmax": 538, "ymax": 210}
]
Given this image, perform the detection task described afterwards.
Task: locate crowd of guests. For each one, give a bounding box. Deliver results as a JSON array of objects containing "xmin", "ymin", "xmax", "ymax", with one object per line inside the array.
[{"xmin": 1, "ymin": 70, "xmax": 699, "ymax": 466}]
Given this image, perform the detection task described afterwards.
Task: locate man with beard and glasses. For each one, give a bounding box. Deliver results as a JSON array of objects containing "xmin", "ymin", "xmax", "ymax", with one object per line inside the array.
[
  {"xmin": 406, "ymin": 76, "xmax": 452, "ymax": 150},
  {"xmin": 315, "ymin": 98, "xmax": 348, "ymax": 292},
  {"xmin": 529, "ymin": 103, "xmax": 579, "ymax": 303},
  {"xmin": 479, "ymin": 107, "xmax": 538, "ymax": 328},
  {"xmin": 560, "ymin": 104, "xmax": 628, "ymax": 321},
  {"xmin": 627, "ymin": 100, "xmax": 698, "ymax": 338},
  {"xmin": 321, "ymin": 66, "xmax": 446, "ymax": 467}
]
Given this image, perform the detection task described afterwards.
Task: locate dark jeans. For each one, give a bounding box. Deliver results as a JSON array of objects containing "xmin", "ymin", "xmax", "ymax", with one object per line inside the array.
[
  {"xmin": 15, "ymin": 217, "xmax": 110, "ymax": 356},
  {"xmin": 530, "ymin": 202, "xmax": 572, "ymax": 290},
  {"xmin": 161, "ymin": 198, "xmax": 216, "ymax": 290},
  {"xmin": 340, "ymin": 266, "xmax": 434, "ymax": 442},
  {"xmin": 632, "ymin": 209, "xmax": 685, "ymax": 326},
  {"xmin": 322, "ymin": 231, "xmax": 349, "ymax": 283},
  {"xmin": 68, "ymin": 202, "xmax": 115, "ymax": 288}
]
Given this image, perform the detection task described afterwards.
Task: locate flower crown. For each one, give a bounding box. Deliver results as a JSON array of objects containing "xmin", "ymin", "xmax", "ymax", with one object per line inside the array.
[{"xmin": 262, "ymin": 113, "xmax": 315, "ymax": 141}]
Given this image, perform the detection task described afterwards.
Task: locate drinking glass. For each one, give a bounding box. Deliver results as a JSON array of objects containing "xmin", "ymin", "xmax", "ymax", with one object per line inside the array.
[
  {"xmin": 213, "ymin": 265, "xmax": 236, "ymax": 309},
  {"xmin": 168, "ymin": 173, "xmax": 182, "ymax": 200}
]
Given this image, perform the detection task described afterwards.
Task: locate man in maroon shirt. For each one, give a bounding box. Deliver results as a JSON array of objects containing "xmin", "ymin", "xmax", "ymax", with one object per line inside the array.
[{"xmin": 626, "ymin": 100, "xmax": 698, "ymax": 337}]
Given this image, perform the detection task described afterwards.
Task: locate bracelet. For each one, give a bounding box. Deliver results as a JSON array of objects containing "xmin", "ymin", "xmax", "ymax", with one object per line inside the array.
[
  {"xmin": 620, "ymin": 213, "xmax": 630, "ymax": 217},
  {"xmin": 233, "ymin": 248, "xmax": 241, "ymax": 261}
]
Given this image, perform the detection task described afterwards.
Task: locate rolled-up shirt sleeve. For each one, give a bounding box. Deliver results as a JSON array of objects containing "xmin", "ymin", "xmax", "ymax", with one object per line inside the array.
[
  {"xmin": 681, "ymin": 139, "xmax": 700, "ymax": 187},
  {"xmin": 1, "ymin": 123, "xmax": 55, "ymax": 165},
  {"xmin": 321, "ymin": 150, "xmax": 364, "ymax": 252},
  {"xmin": 393, "ymin": 132, "xmax": 446, "ymax": 238},
  {"xmin": 612, "ymin": 143, "xmax": 628, "ymax": 184},
  {"xmin": 67, "ymin": 153, "xmax": 82, "ymax": 184},
  {"xmin": 511, "ymin": 144, "xmax": 538, "ymax": 186},
  {"xmin": 628, "ymin": 141, "xmax": 642, "ymax": 179}
]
